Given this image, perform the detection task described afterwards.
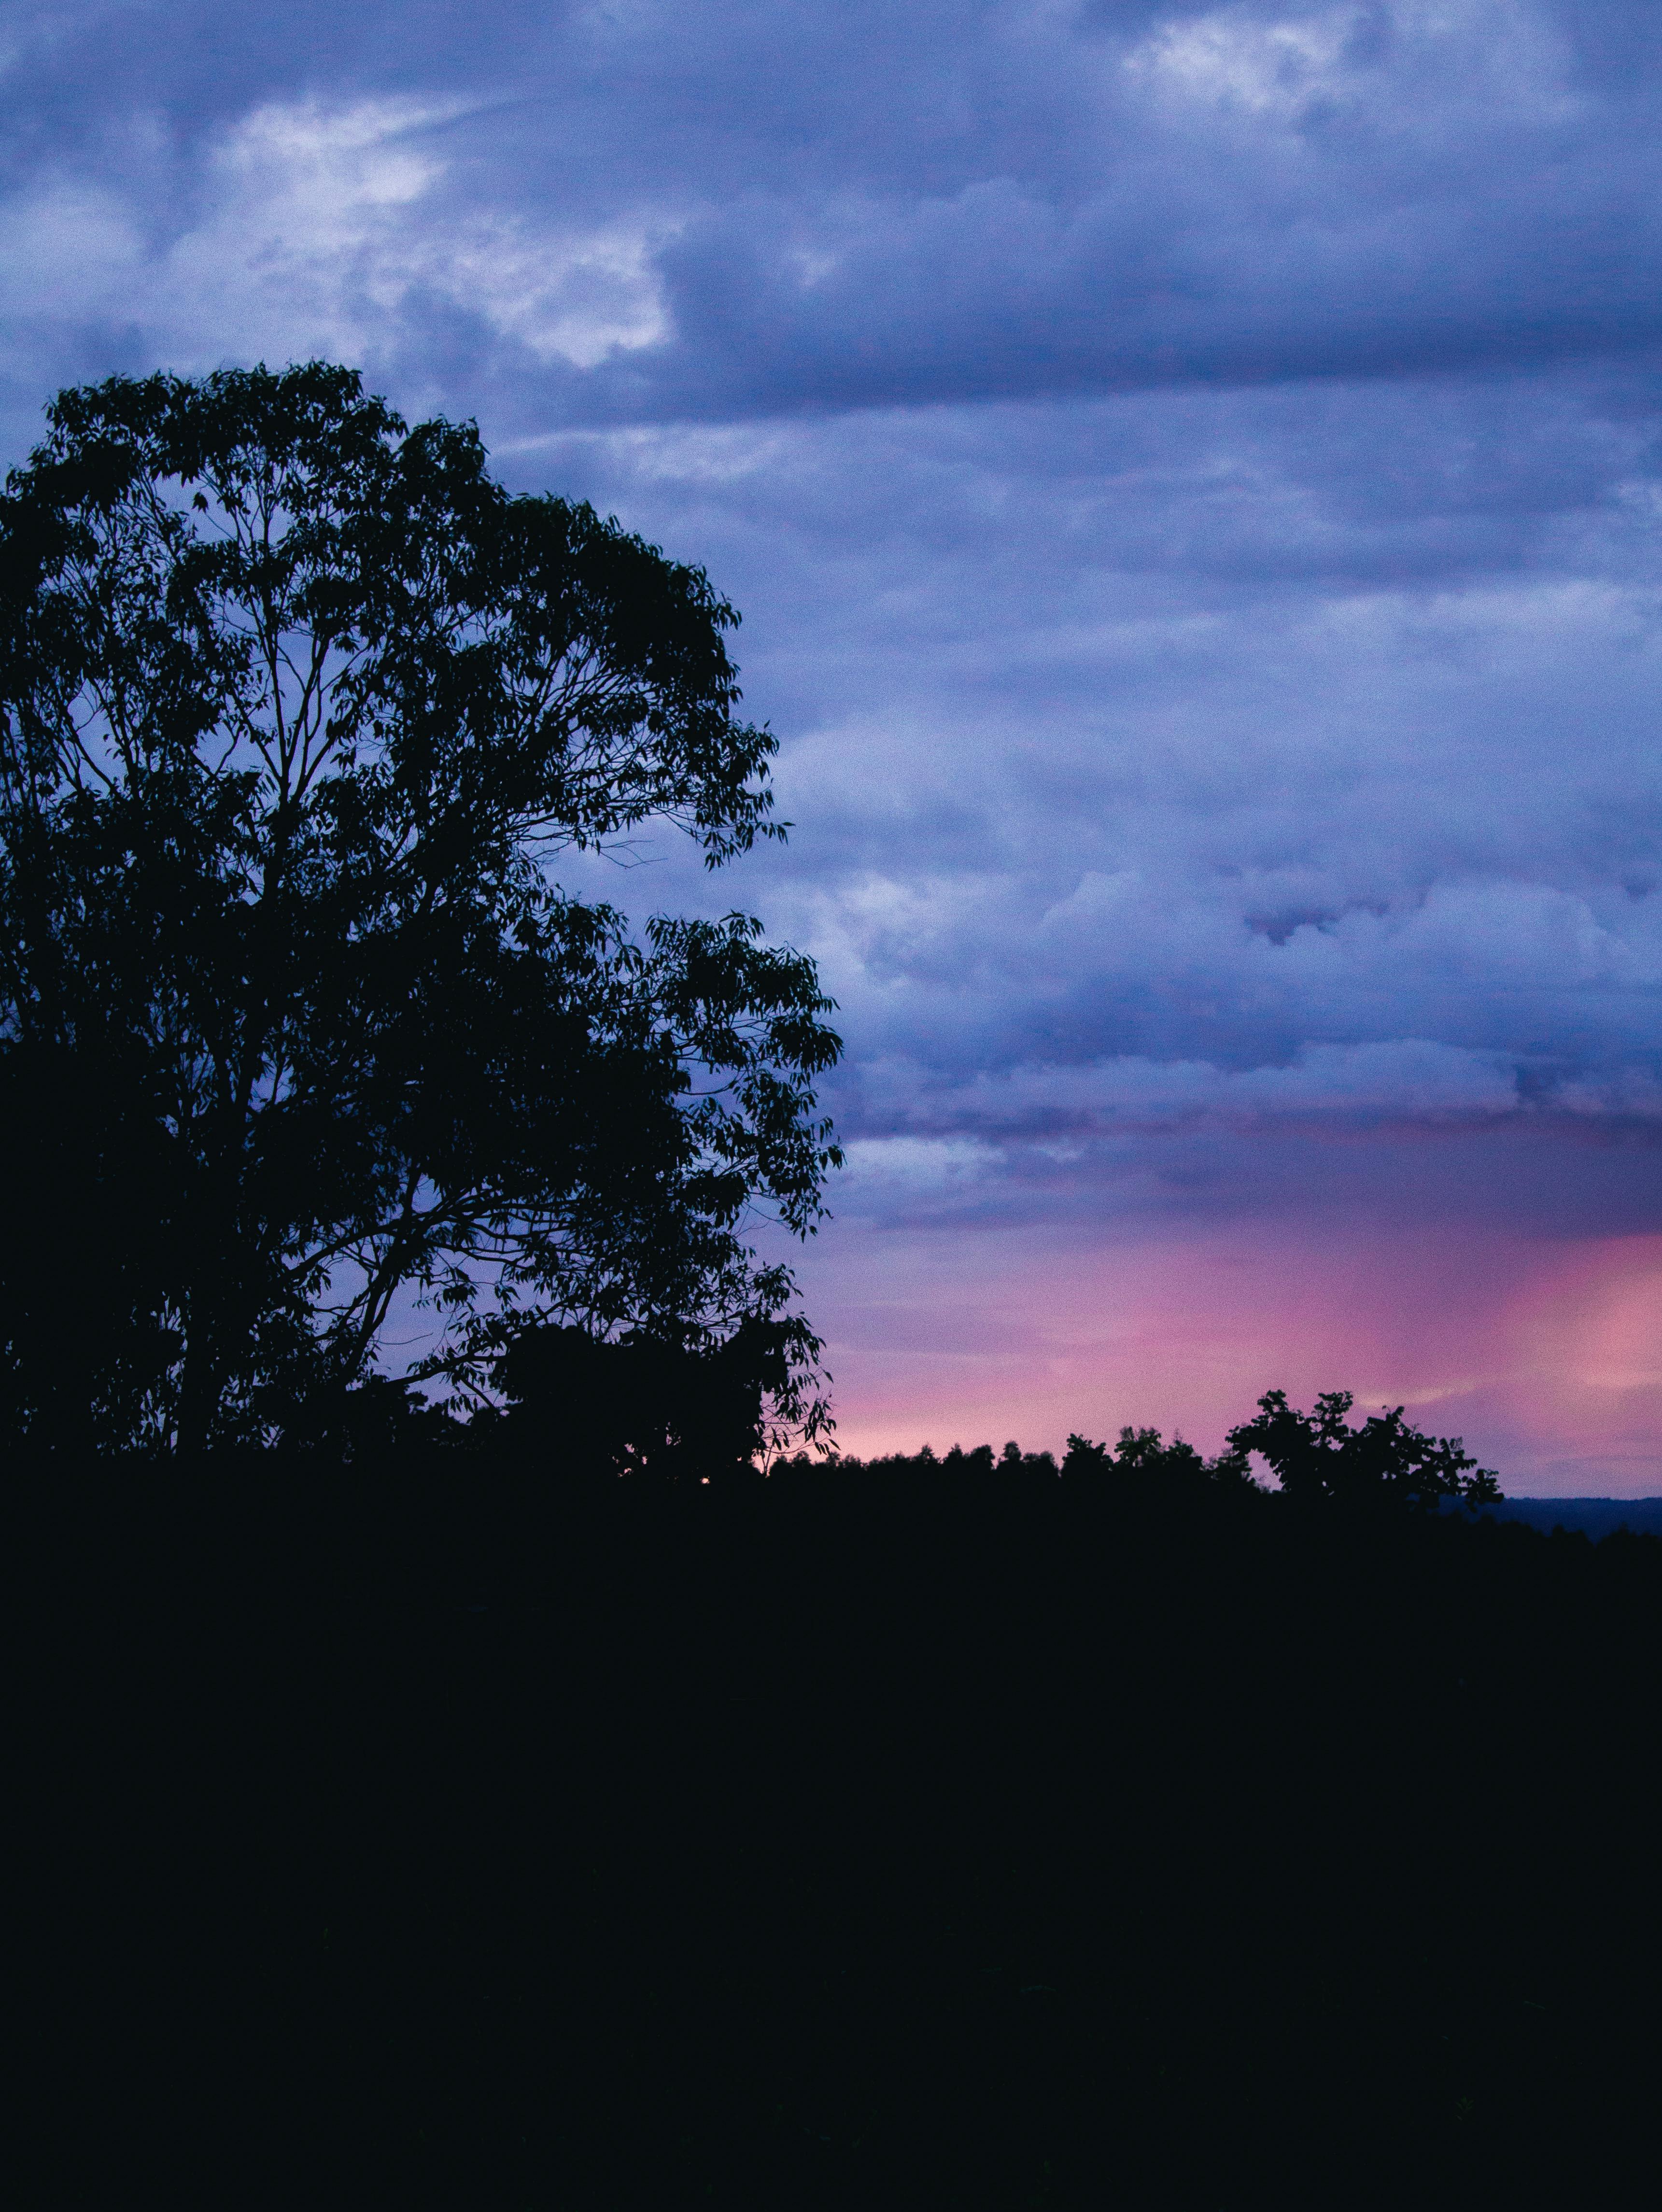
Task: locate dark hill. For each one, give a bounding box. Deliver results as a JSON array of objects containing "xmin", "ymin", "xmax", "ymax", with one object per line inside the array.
[
  {"xmin": 1492, "ymin": 1494, "xmax": 1662, "ymax": 1538},
  {"xmin": 11, "ymin": 1453, "xmax": 1658, "ymax": 2211}
]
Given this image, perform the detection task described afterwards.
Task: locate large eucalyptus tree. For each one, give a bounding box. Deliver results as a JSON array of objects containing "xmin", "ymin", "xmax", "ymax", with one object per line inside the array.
[{"xmin": 0, "ymin": 364, "xmax": 840, "ymax": 1454}]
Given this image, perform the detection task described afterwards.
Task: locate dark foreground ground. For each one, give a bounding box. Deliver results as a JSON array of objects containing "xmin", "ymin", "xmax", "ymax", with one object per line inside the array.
[{"xmin": 12, "ymin": 1459, "xmax": 1659, "ymax": 2209}]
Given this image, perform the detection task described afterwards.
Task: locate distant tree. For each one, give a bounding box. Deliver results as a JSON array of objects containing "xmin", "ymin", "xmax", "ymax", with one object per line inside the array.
[
  {"xmin": 941, "ymin": 1442, "xmax": 996, "ymax": 1473},
  {"xmin": 1063, "ymin": 1425, "xmax": 1256, "ymax": 1491},
  {"xmin": 0, "ymin": 364, "xmax": 841, "ymax": 1454},
  {"xmin": 1226, "ymin": 1390, "xmax": 1503, "ymax": 1514}
]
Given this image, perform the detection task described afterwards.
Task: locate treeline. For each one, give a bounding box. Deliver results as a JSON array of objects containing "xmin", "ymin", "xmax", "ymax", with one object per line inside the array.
[
  {"xmin": 355, "ymin": 1331, "xmax": 1507, "ymax": 1525},
  {"xmin": 808, "ymin": 1385, "xmax": 1505, "ymax": 1519}
]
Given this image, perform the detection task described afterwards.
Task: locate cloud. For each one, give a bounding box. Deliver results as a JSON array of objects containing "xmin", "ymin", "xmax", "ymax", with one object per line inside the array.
[
  {"xmin": 7, "ymin": 4, "xmax": 1662, "ymax": 430},
  {"xmin": 577, "ymin": 0, "xmax": 1662, "ymax": 416},
  {"xmin": 530, "ymin": 377, "xmax": 1662, "ymax": 1119},
  {"xmin": 866, "ymin": 1039, "xmax": 1526, "ymax": 1136},
  {"xmin": 0, "ymin": 94, "xmax": 673, "ymax": 402}
]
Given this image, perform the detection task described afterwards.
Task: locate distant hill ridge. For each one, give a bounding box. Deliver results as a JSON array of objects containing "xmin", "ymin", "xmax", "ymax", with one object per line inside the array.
[{"xmin": 1492, "ymin": 1497, "xmax": 1662, "ymax": 1538}]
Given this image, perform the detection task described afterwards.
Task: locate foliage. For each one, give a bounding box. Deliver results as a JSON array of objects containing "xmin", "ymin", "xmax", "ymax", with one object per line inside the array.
[
  {"xmin": 0, "ymin": 363, "xmax": 841, "ymax": 1453},
  {"xmin": 1061, "ymin": 1424, "xmax": 1258, "ymax": 1490},
  {"xmin": 1226, "ymin": 1389, "xmax": 1504, "ymax": 1514},
  {"xmin": 488, "ymin": 1315, "xmax": 799, "ymax": 1479}
]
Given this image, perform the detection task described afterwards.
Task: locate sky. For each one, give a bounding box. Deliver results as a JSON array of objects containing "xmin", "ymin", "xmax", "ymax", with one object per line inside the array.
[{"xmin": 5, "ymin": 1, "xmax": 1662, "ymax": 1489}]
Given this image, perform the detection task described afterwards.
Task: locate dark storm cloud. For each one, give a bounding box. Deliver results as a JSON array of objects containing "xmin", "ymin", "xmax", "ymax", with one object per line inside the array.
[
  {"xmin": 515, "ymin": 363, "xmax": 1662, "ymax": 1272},
  {"xmin": 8, "ymin": 3, "xmax": 1662, "ymax": 435}
]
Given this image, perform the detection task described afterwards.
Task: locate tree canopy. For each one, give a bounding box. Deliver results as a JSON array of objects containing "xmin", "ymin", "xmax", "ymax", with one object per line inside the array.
[
  {"xmin": 1225, "ymin": 1389, "xmax": 1503, "ymax": 1514},
  {"xmin": 0, "ymin": 363, "xmax": 841, "ymax": 1454}
]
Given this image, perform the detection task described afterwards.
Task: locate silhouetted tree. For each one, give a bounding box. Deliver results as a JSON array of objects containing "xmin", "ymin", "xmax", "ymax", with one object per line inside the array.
[
  {"xmin": 492, "ymin": 1314, "xmax": 793, "ymax": 1480},
  {"xmin": 1062, "ymin": 1423, "xmax": 1259, "ymax": 1492},
  {"xmin": 942, "ymin": 1442, "xmax": 996, "ymax": 1473},
  {"xmin": 0, "ymin": 365, "xmax": 841, "ymax": 1453},
  {"xmin": 1226, "ymin": 1389, "xmax": 1503, "ymax": 1513}
]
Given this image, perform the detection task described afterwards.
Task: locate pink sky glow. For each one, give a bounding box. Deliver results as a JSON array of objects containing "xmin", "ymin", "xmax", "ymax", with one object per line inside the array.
[{"xmin": 802, "ymin": 1221, "xmax": 1662, "ymax": 1496}]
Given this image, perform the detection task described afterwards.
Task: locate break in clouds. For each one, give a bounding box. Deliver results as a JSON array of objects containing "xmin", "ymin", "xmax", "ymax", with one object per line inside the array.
[{"xmin": 4, "ymin": 0, "xmax": 1662, "ymax": 1472}]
